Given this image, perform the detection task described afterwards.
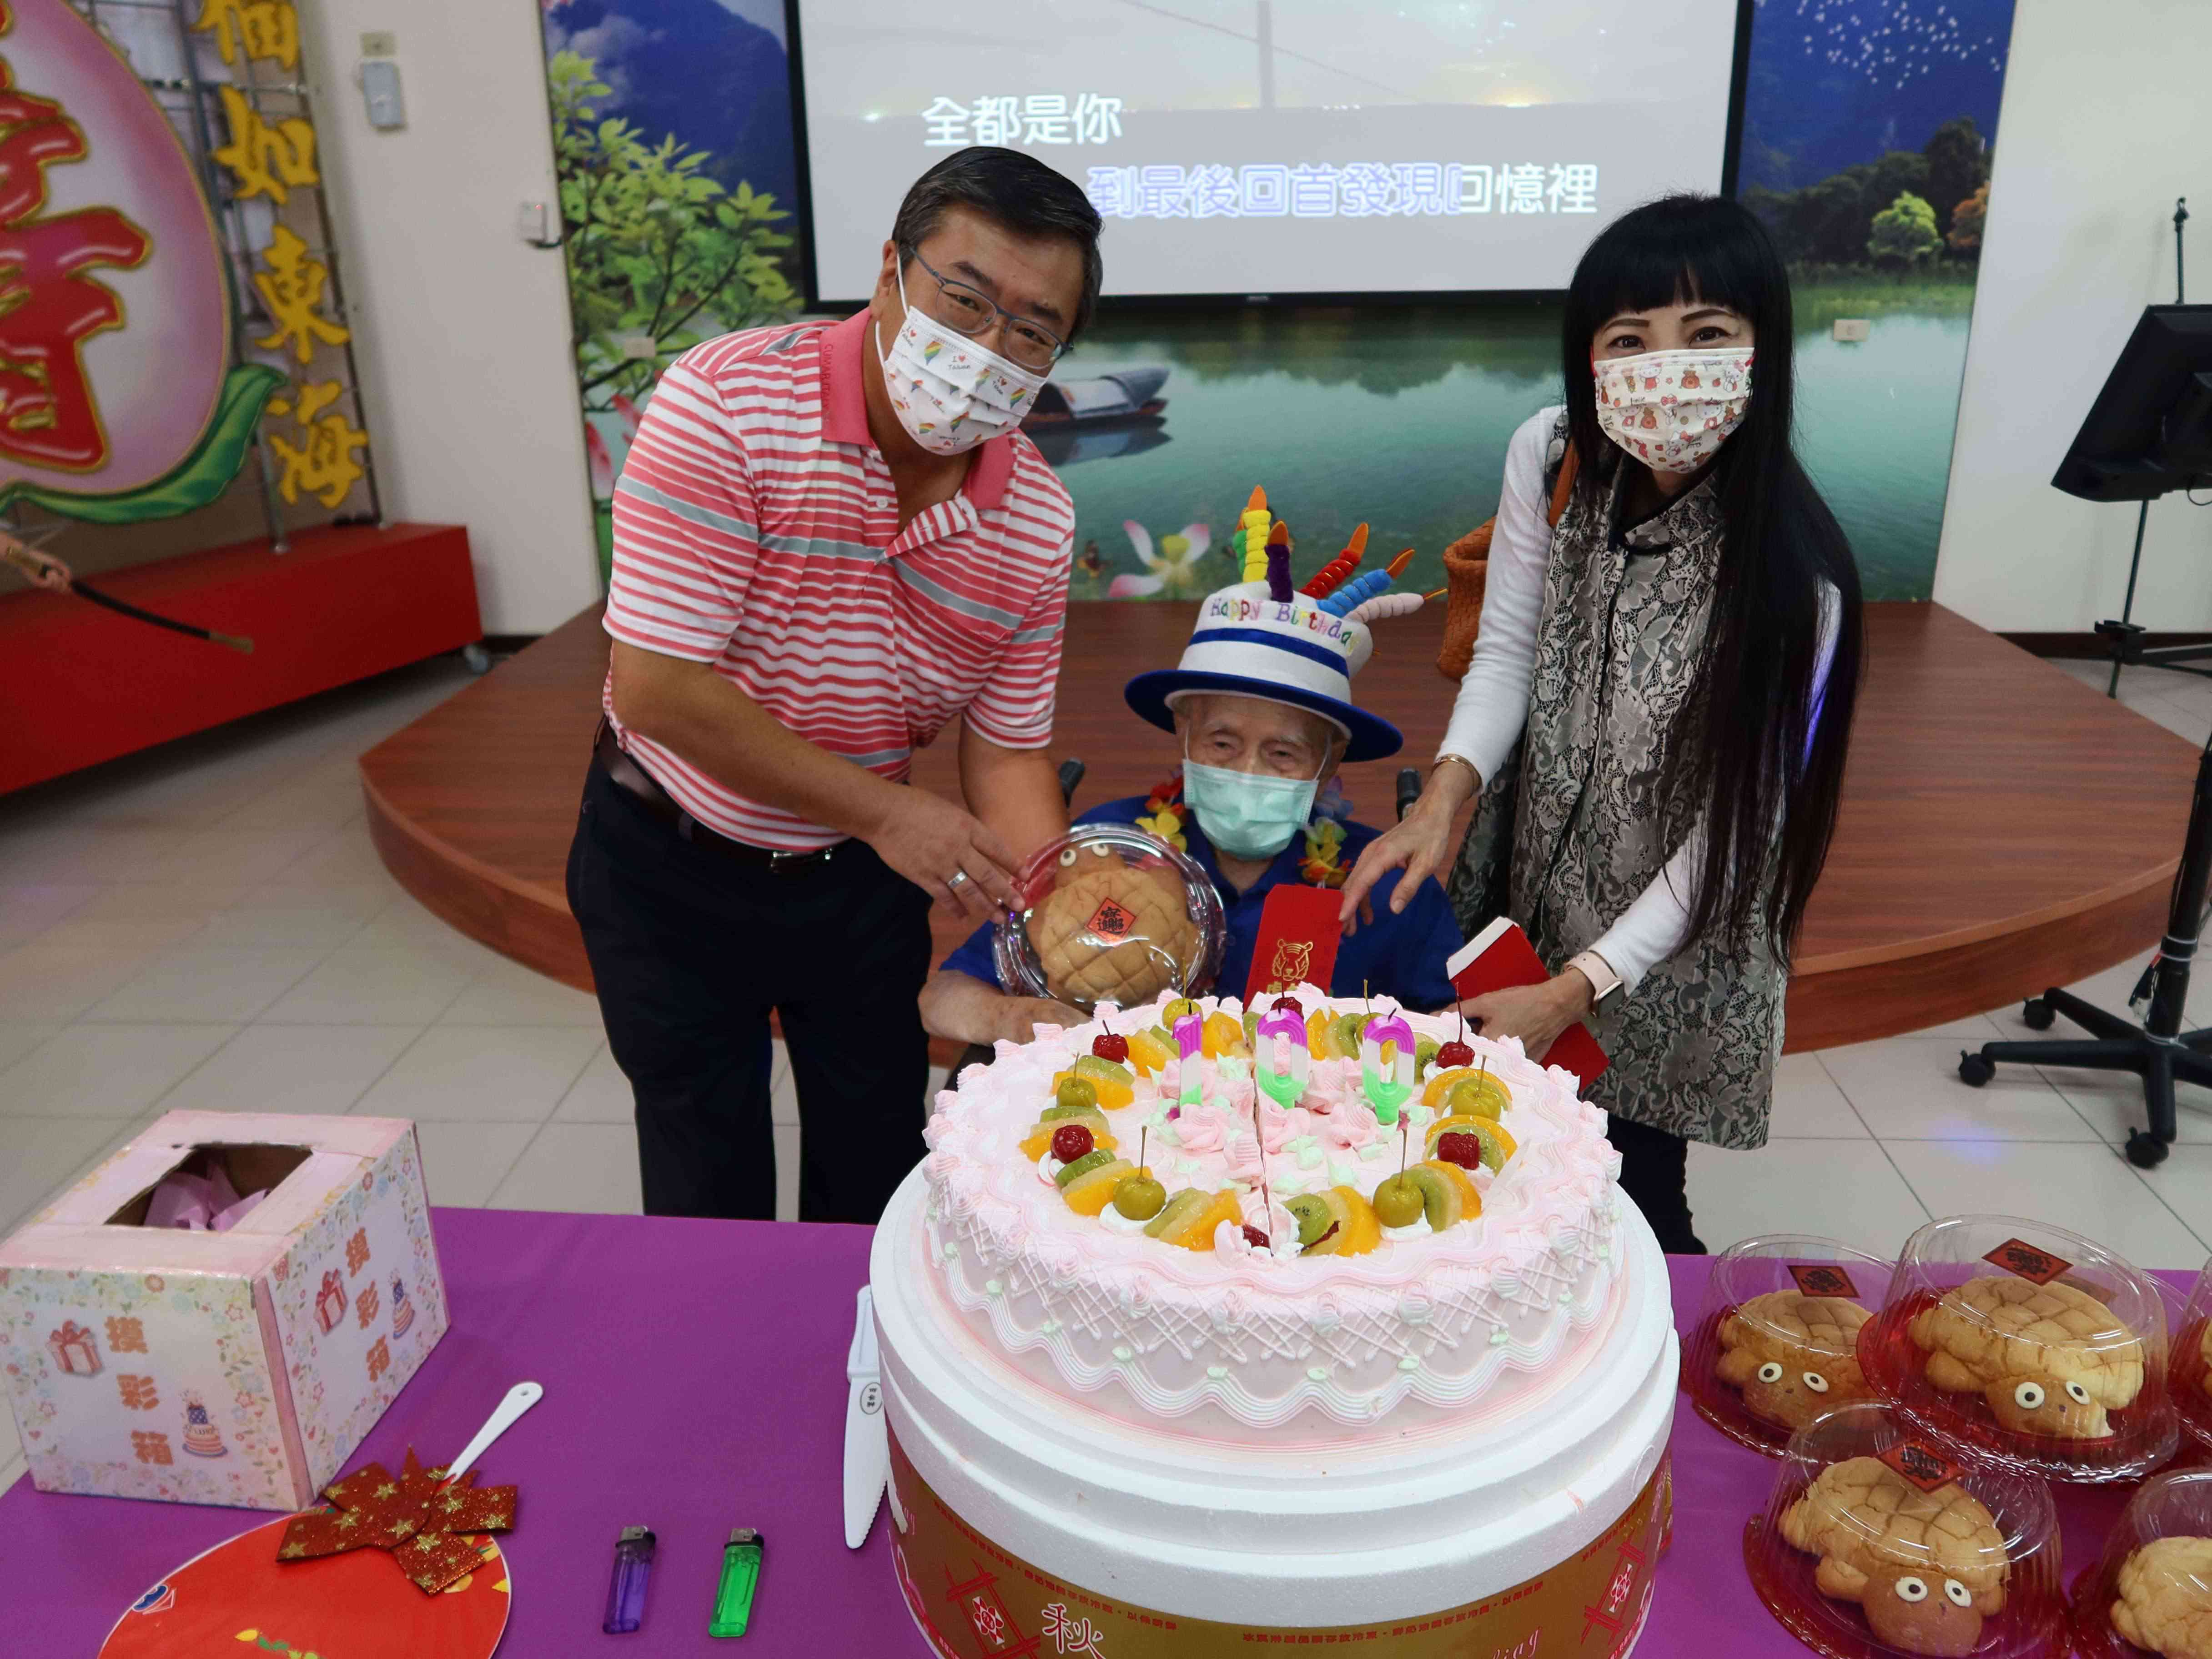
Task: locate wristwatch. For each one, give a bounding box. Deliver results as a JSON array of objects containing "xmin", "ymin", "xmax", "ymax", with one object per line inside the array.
[{"xmin": 1565, "ymin": 949, "xmax": 1623, "ymax": 1006}]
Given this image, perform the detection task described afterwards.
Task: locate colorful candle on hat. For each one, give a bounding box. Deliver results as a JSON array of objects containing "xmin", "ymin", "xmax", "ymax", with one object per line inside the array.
[
  {"xmin": 1322, "ymin": 572, "xmax": 1375, "ymax": 617},
  {"xmin": 1361, "ymin": 1012, "xmax": 1417, "ymax": 1125},
  {"xmin": 1174, "ymin": 1012, "xmax": 1205, "ymax": 1108},
  {"xmin": 1261, "ymin": 520, "xmax": 1293, "ymax": 600},
  {"xmin": 1321, "ymin": 547, "xmax": 1414, "ymax": 617},
  {"xmin": 1345, "ymin": 590, "xmax": 1425, "ymax": 627},
  {"xmin": 1265, "ymin": 535, "xmax": 1294, "ymax": 604},
  {"xmin": 1301, "ymin": 522, "xmax": 1367, "ymax": 598},
  {"xmin": 1253, "ymin": 1002, "xmax": 1309, "ymax": 1110},
  {"xmin": 1322, "ymin": 553, "xmax": 1405, "ymax": 618},
  {"xmin": 1239, "ymin": 485, "xmax": 1271, "ymax": 583}
]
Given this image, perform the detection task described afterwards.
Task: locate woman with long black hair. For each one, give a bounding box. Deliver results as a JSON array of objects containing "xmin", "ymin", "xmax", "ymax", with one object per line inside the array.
[{"xmin": 1338, "ymin": 194, "xmax": 1863, "ymax": 1254}]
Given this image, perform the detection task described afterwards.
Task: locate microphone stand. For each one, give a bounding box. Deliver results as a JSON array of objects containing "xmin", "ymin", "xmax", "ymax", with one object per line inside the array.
[{"xmin": 2098, "ymin": 196, "xmax": 2190, "ymax": 695}]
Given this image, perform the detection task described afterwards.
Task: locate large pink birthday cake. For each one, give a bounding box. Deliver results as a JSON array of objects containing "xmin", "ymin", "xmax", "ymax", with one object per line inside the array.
[{"xmin": 916, "ymin": 984, "xmax": 1631, "ymax": 1437}]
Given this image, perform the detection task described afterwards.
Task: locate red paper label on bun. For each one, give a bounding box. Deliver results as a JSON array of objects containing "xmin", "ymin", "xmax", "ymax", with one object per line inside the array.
[
  {"xmin": 1788, "ymin": 1264, "xmax": 1859, "ymax": 1300},
  {"xmin": 1086, "ymin": 899, "xmax": 1135, "ymax": 940},
  {"xmin": 1983, "ymin": 1239, "xmax": 2071, "ymax": 1284},
  {"xmin": 1877, "ymin": 1441, "xmax": 1964, "ymax": 1494}
]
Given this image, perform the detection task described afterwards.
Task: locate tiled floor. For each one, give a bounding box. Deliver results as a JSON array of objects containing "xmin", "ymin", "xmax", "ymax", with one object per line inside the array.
[{"xmin": 2, "ymin": 652, "xmax": 2209, "ymax": 1495}]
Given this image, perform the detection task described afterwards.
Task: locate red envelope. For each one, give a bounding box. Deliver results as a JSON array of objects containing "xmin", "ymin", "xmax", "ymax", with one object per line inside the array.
[
  {"xmin": 1245, "ymin": 884, "xmax": 1345, "ymax": 1003},
  {"xmin": 1446, "ymin": 916, "xmax": 1610, "ymax": 1089}
]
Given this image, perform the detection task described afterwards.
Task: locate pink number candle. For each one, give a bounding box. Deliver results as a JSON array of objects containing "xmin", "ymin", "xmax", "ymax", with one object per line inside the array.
[
  {"xmin": 1361, "ymin": 1012, "xmax": 1417, "ymax": 1125},
  {"xmin": 1253, "ymin": 1003, "xmax": 1309, "ymax": 1110},
  {"xmin": 1174, "ymin": 1013, "xmax": 1205, "ymax": 1108}
]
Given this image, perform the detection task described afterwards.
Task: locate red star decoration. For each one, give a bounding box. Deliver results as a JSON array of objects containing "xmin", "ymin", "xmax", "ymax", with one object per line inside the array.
[{"xmin": 276, "ymin": 1447, "xmax": 517, "ymax": 1594}]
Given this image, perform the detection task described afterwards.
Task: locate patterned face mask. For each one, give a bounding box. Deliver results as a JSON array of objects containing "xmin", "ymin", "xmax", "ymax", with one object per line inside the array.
[
  {"xmin": 1592, "ymin": 347, "xmax": 1754, "ymax": 474},
  {"xmin": 875, "ymin": 263, "xmax": 1051, "ymax": 456}
]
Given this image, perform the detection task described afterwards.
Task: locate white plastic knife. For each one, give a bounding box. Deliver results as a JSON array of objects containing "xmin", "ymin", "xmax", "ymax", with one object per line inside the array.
[{"xmin": 843, "ymin": 1285, "xmax": 889, "ymax": 1548}]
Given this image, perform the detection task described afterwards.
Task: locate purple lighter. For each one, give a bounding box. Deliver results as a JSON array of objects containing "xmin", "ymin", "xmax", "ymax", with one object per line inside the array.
[{"xmin": 603, "ymin": 1523, "xmax": 656, "ymax": 1634}]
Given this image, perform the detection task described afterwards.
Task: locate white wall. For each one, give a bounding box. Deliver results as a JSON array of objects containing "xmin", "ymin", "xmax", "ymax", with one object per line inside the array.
[
  {"xmin": 1934, "ymin": 0, "xmax": 2212, "ymax": 633},
  {"xmin": 300, "ymin": 0, "xmax": 601, "ymax": 635}
]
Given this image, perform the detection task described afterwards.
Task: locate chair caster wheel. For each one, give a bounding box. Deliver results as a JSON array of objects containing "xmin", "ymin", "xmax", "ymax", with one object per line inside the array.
[
  {"xmin": 462, "ymin": 643, "xmax": 493, "ymax": 674},
  {"xmin": 2021, "ymin": 998, "xmax": 2056, "ymax": 1031},
  {"xmin": 2126, "ymin": 1129, "xmax": 2170, "ymax": 1169},
  {"xmin": 1958, "ymin": 1051, "xmax": 1995, "ymax": 1087}
]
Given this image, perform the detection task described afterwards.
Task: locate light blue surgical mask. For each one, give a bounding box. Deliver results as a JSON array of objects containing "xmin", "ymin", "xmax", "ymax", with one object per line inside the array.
[{"xmin": 1181, "ymin": 758, "xmax": 1320, "ymax": 860}]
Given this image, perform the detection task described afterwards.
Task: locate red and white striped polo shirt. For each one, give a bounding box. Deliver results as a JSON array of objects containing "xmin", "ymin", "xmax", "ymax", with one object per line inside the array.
[{"xmin": 602, "ymin": 310, "xmax": 1075, "ymax": 850}]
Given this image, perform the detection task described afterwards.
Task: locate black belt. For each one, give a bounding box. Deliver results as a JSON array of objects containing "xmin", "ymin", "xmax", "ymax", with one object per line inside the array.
[{"xmin": 593, "ymin": 721, "xmax": 840, "ymax": 874}]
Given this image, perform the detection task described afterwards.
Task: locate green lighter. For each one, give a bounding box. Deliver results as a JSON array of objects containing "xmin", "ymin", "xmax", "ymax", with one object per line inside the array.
[{"xmin": 709, "ymin": 1526, "xmax": 764, "ymax": 1638}]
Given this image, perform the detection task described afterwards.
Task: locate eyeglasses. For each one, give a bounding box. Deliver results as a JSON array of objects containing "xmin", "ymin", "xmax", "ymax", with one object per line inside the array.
[{"xmin": 905, "ymin": 247, "xmax": 1068, "ymax": 371}]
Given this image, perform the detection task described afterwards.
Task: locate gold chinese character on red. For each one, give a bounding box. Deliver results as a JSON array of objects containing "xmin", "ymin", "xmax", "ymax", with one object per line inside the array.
[{"xmin": 0, "ymin": 50, "xmax": 151, "ymax": 471}]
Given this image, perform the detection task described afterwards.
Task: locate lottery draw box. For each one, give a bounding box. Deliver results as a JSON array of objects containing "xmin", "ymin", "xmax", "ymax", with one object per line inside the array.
[{"xmin": 0, "ymin": 1111, "xmax": 447, "ymax": 1510}]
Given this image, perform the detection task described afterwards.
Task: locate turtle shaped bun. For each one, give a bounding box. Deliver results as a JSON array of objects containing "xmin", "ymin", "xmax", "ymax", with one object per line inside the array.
[
  {"xmin": 1030, "ymin": 856, "xmax": 1198, "ymax": 1009},
  {"xmin": 1780, "ymin": 1456, "xmax": 2010, "ymax": 1657},
  {"xmin": 2110, "ymin": 1534, "xmax": 2212, "ymax": 1659},
  {"xmin": 1047, "ymin": 840, "xmax": 1130, "ymax": 890},
  {"xmin": 1716, "ymin": 1289, "xmax": 1874, "ymax": 1431},
  {"xmin": 1908, "ymin": 1276, "xmax": 2144, "ymax": 1439}
]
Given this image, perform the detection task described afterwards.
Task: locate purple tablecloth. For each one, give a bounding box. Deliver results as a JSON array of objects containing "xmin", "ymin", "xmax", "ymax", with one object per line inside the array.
[{"xmin": 0, "ymin": 1207, "xmax": 2193, "ymax": 1654}]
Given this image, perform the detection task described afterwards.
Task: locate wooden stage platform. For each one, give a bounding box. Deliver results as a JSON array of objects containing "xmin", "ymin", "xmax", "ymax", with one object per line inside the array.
[{"xmin": 362, "ymin": 601, "xmax": 2201, "ymax": 1057}]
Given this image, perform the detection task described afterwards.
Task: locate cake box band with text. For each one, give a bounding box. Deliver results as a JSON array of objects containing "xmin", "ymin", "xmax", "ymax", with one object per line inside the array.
[{"xmin": 885, "ymin": 1428, "xmax": 1672, "ymax": 1658}]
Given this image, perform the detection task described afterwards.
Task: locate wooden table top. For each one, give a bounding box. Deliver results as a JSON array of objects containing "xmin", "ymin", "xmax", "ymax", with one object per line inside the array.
[{"xmin": 361, "ymin": 601, "xmax": 2201, "ymax": 1052}]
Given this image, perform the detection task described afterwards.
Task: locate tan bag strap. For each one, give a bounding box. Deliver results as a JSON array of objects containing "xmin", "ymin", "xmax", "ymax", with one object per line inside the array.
[
  {"xmin": 1546, "ymin": 440, "xmax": 1579, "ymax": 529},
  {"xmin": 1434, "ymin": 437, "xmax": 1579, "ymax": 684}
]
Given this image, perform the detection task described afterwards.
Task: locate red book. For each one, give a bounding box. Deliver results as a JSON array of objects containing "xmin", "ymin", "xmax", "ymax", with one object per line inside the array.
[
  {"xmin": 1445, "ymin": 916, "xmax": 1611, "ymax": 1089},
  {"xmin": 1244, "ymin": 885, "xmax": 1345, "ymax": 1004}
]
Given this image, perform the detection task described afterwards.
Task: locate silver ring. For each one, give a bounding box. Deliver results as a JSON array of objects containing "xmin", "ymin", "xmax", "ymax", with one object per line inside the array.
[{"xmin": 946, "ymin": 870, "xmax": 972, "ymax": 890}]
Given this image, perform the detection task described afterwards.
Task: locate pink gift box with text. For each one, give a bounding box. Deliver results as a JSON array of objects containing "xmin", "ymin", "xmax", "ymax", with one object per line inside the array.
[{"xmin": 0, "ymin": 1112, "xmax": 447, "ymax": 1509}]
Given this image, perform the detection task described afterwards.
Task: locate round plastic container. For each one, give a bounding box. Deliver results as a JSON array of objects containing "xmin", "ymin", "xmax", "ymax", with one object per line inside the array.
[
  {"xmin": 2173, "ymin": 1255, "xmax": 2212, "ymax": 1457},
  {"xmin": 2066, "ymin": 1467, "xmax": 2212, "ymax": 1659},
  {"xmin": 870, "ymin": 1169, "xmax": 1678, "ymax": 1644},
  {"xmin": 1859, "ymin": 1216, "xmax": 2179, "ymax": 1483},
  {"xmin": 1744, "ymin": 1399, "xmax": 2064, "ymax": 1659},
  {"xmin": 993, "ymin": 824, "xmax": 1224, "ymax": 1013},
  {"xmin": 1684, "ymin": 1236, "xmax": 1895, "ymax": 1457}
]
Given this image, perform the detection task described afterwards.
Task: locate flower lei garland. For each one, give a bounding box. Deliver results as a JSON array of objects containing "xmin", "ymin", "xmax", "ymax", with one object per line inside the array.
[{"xmin": 1135, "ymin": 769, "xmax": 1352, "ymax": 888}]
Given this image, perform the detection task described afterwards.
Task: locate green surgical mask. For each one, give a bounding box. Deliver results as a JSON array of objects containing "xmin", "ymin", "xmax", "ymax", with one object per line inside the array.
[{"xmin": 1181, "ymin": 758, "xmax": 1318, "ymax": 860}]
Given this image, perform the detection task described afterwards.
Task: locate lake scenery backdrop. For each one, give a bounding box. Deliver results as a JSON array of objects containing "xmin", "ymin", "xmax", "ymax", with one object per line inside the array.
[{"xmin": 537, "ymin": 0, "xmax": 2017, "ymax": 603}]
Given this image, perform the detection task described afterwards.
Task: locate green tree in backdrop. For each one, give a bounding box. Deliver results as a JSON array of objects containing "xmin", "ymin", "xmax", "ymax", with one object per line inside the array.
[
  {"xmin": 1868, "ymin": 192, "xmax": 1943, "ymax": 266},
  {"xmin": 547, "ymin": 50, "xmax": 797, "ymax": 427},
  {"xmin": 1743, "ymin": 116, "xmax": 1990, "ymax": 271},
  {"xmin": 1921, "ymin": 118, "xmax": 1990, "ymax": 238}
]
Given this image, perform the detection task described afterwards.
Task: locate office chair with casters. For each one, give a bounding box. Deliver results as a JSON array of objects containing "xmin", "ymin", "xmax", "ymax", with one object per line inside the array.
[
  {"xmin": 1958, "ymin": 729, "xmax": 2212, "ymax": 1167},
  {"xmin": 1957, "ymin": 261, "xmax": 2212, "ymax": 1168},
  {"xmin": 948, "ymin": 757, "xmax": 1086, "ymax": 1081}
]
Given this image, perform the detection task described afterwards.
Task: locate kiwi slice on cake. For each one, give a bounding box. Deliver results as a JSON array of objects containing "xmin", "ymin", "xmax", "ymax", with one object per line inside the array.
[
  {"xmin": 1054, "ymin": 1149, "xmax": 1116, "ymax": 1189},
  {"xmin": 1284, "ymin": 1193, "xmax": 1339, "ymax": 1252},
  {"xmin": 1142, "ymin": 1188, "xmax": 1209, "ymax": 1240},
  {"xmin": 1377, "ymin": 1166, "xmax": 1461, "ymax": 1231}
]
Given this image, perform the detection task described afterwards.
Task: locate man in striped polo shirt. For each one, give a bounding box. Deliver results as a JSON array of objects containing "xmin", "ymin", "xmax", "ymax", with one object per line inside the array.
[{"xmin": 568, "ymin": 149, "xmax": 1101, "ymax": 1224}]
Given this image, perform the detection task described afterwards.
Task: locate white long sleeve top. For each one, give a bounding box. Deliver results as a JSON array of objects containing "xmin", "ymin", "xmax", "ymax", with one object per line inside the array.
[{"xmin": 1439, "ymin": 407, "xmax": 1840, "ymax": 992}]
